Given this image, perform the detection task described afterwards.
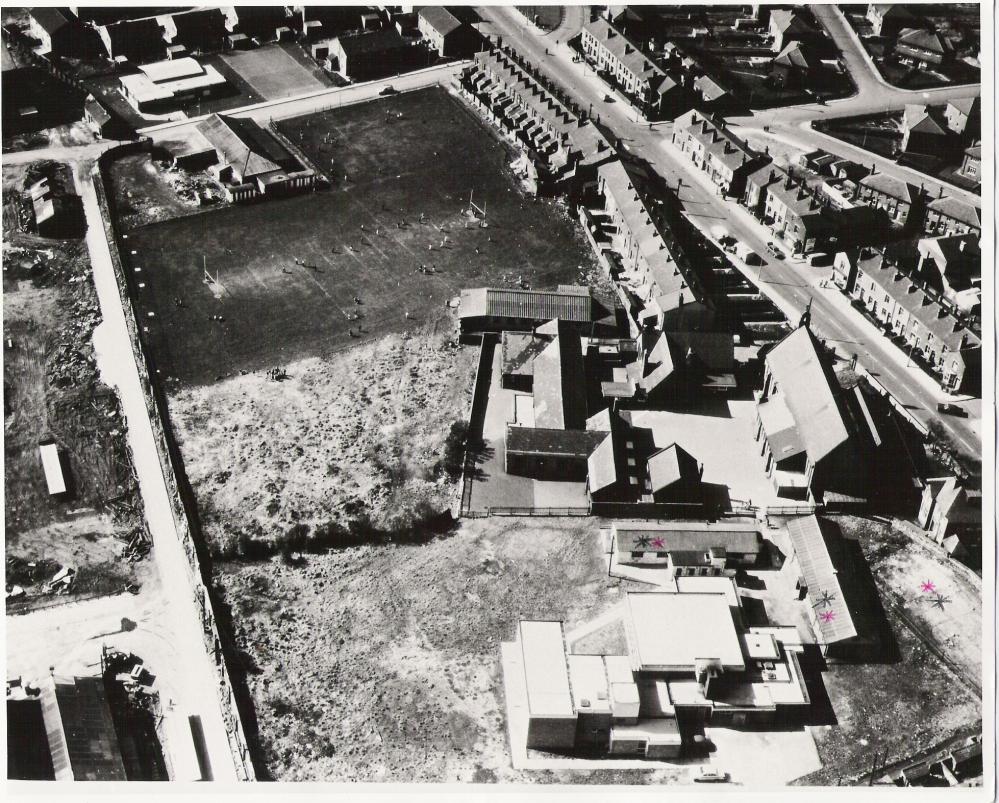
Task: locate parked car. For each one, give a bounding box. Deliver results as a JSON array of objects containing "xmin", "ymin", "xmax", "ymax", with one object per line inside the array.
[
  {"xmin": 936, "ymin": 402, "xmax": 967, "ymax": 417},
  {"xmin": 379, "ymin": 85, "xmax": 397, "ymax": 96},
  {"xmin": 695, "ymin": 768, "xmax": 730, "ymax": 783},
  {"xmin": 767, "ymin": 242, "xmax": 785, "ymax": 260}
]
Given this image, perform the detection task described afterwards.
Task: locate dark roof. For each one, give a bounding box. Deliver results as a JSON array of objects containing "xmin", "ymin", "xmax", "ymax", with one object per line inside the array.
[
  {"xmin": 99, "ymin": 17, "xmax": 167, "ymax": 60},
  {"xmin": 84, "ymin": 95, "xmax": 112, "ymax": 126},
  {"xmin": 335, "ymin": 27, "xmax": 408, "ymax": 57},
  {"xmin": 897, "ymin": 27, "xmax": 951, "ymax": 55},
  {"xmin": 614, "ymin": 521, "xmax": 759, "ymax": 557},
  {"xmin": 169, "ymin": 8, "xmax": 228, "ymax": 41},
  {"xmin": 30, "ymin": 7, "xmax": 73, "ymax": 35},
  {"xmin": 43, "ymin": 677, "xmax": 126, "ymax": 781},
  {"xmin": 505, "ymin": 424, "xmax": 608, "ymax": 458},
  {"xmin": 418, "ymin": 6, "xmax": 464, "ymax": 37},
  {"xmin": 646, "ymin": 443, "xmax": 699, "ymax": 494},
  {"xmin": 927, "ymin": 195, "xmax": 981, "ymax": 228},
  {"xmin": 7, "ymin": 699, "xmax": 56, "ymax": 780},
  {"xmin": 460, "ymin": 286, "xmax": 595, "ymax": 323},
  {"xmin": 859, "ymin": 172, "xmax": 920, "ymax": 204}
]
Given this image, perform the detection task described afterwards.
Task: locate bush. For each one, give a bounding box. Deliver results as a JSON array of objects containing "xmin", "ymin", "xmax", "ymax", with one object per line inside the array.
[{"xmin": 435, "ymin": 420, "xmax": 469, "ymax": 481}]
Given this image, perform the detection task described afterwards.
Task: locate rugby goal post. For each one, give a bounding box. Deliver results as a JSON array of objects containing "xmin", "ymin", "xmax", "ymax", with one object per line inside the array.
[
  {"xmin": 467, "ymin": 190, "xmax": 487, "ymax": 222},
  {"xmin": 203, "ymin": 256, "xmax": 224, "ymax": 296}
]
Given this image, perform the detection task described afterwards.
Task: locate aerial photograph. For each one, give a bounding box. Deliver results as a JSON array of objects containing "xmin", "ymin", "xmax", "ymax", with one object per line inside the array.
[{"xmin": 2, "ymin": 2, "xmax": 991, "ymax": 795}]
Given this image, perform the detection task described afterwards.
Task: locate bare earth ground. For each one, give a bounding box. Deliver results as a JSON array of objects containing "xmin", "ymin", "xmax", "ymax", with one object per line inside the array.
[
  {"xmin": 796, "ymin": 516, "xmax": 981, "ymax": 785},
  {"xmin": 3, "ymin": 163, "xmax": 143, "ymax": 602},
  {"xmin": 168, "ymin": 318, "xmax": 475, "ymax": 553},
  {"xmin": 214, "ymin": 517, "xmax": 666, "ymax": 783}
]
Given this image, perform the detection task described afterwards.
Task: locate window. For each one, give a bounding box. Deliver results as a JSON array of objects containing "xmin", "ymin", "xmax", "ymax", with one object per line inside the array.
[
  {"xmin": 656, "ymin": 552, "xmax": 667, "ymax": 559},
  {"xmin": 631, "ymin": 551, "xmax": 644, "ymax": 559},
  {"xmin": 629, "ymin": 476, "xmax": 639, "ymax": 485},
  {"xmin": 627, "ymin": 457, "xmax": 636, "ymax": 467}
]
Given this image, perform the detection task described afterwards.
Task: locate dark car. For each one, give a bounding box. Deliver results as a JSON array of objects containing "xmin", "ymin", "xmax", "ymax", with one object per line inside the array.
[{"xmin": 936, "ymin": 402, "xmax": 967, "ymax": 417}]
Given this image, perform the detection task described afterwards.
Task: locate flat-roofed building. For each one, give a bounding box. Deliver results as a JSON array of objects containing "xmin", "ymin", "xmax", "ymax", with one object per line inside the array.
[
  {"xmin": 611, "ymin": 520, "xmax": 760, "ymax": 572},
  {"xmin": 119, "ymin": 57, "xmax": 228, "ymax": 114},
  {"xmin": 38, "ymin": 441, "xmax": 66, "ymax": 495},
  {"xmin": 518, "ymin": 621, "xmax": 576, "ymax": 750}
]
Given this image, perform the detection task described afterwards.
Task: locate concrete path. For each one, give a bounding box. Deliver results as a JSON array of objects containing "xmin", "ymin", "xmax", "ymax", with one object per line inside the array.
[{"xmin": 76, "ymin": 165, "xmax": 240, "ymax": 781}]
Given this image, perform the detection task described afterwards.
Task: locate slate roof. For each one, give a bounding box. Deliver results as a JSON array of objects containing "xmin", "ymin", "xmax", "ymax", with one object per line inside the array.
[
  {"xmin": 30, "ymin": 8, "xmax": 73, "ymax": 35},
  {"xmin": 84, "ymin": 95, "xmax": 112, "ymax": 126},
  {"xmin": 336, "ymin": 28, "xmax": 408, "ymax": 57},
  {"xmin": 582, "ymin": 17, "xmax": 673, "ymax": 93},
  {"xmin": 786, "ymin": 517, "xmax": 857, "ymax": 645},
  {"xmin": 897, "ymin": 27, "xmax": 951, "ymax": 55},
  {"xmin": 99, "ymin": 17, "xmax": 167, "ymax": 61},
  {"xmin": 764, "ymin": 326, "xmax": 849, "ymax": 464},
  {"xmin": 646, "ymin": 443, "xmax": 698, "ymax": 494},
  {"xmin": 859, "ymin": 172, "xmax": 920, "ymax": 204},
  {"xmin": 904, "ymin": 104, "xmax": 948, "ymax": 136},
  {"xmin": 926, "ymin": 195, "xmax": 981, "ymax": 229},
  {"xmin": 505, "ymin": 424, "xmax": 608, "ymax": 458},
  {"xmin": 418, "ymin": 6, "xmax": 464, "ymax": 37},
  {"xmin": 774, "ymin": 40, "xmax": 814, "ymax": 69}
]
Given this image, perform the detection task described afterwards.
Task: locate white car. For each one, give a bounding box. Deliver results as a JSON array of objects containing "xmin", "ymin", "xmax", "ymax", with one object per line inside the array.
[{"xmin": 694, "ymin": 768, "xmax": 730, "ymax": 783}]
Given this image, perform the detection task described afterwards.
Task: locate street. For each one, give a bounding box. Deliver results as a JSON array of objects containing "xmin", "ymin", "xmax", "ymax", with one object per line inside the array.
[{"xmin": 475, "ymin": 6, "xmax": 981, "ymax": 459}]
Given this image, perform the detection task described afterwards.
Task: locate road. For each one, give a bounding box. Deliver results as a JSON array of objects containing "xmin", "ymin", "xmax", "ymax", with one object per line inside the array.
[
  {"xmin": 475, "ymin": 6, "xmax": 981, "ymax": 459},
  {"xmin": 138, "ymin": 60, "xmax": 467, "ymax": 137}
]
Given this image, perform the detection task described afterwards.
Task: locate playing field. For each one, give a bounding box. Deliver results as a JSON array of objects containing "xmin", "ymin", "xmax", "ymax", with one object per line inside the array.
[
  {"xmin": 118, "ymin": 88, "xmax": 599, "ymax": 386},
  {"xmin": 220, "ymin": 44, "xmax": 329, "ymax": 100}
]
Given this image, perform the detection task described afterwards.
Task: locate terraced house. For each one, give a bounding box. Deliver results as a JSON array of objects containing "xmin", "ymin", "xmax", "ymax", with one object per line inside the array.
[
  {"xmin": 924, "ymin": 195, "xmax": 982, "ymax": 240},
  {"xmin": 580, "ymin": 17, "xmax": 682, "ymax": 118},
  {"xmin": 597, "ymin": 160, "xmax": 713, "ymax": 333},
  {"xmin": 854, "ymin": 172, "xmax": 924, "ymax": 230},
  {"xmin": 672, "ymin": 110, "xmax": 769, "ymax": 199},
  {"xmin": 458, "ymin": 45, "xmax": 616, "ymax": 198},
  {"xmin": 845, "ymin": 246, "xmax": 980, "ymax": 393}
]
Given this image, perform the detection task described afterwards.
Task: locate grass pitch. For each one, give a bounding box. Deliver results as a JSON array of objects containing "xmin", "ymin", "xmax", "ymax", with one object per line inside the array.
[{"xmin": 120, "ymin": 87, "xmax": 598, "ymax": 386}]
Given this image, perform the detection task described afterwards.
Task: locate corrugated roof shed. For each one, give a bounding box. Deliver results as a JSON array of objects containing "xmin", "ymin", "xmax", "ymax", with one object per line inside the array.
[
  {"xmin": 41, "ymin": 676, "xmax": 127, "ymax": 781},
  {"xmin": 786, "ymin": 516, "xmax": 858, "ymax": 645},
  {"xmin": 460, "ymin": 287, "xmax": 594, "ymax": 323}
]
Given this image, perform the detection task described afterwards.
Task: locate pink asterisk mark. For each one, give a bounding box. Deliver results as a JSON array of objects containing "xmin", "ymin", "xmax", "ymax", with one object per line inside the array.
[
  {"xmin": 651, "ymin": 537, "xmax": 665, "ymax": 549},
  {"xmin": 819, "ymin": 610, "xmax": 837, "ymax": 623},
  {"xmin": 920, "ymin": 580, "xmax": 936, "ymax": 593}
]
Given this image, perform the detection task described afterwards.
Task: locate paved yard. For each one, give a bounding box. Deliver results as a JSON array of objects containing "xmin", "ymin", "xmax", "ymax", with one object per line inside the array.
[
  {"xmin": 220, "ymin": 44, "xmax": 330, "ymax": 100},
  {"xmin": 630, "ymin": 399, "xmax": 780, "ymax": 509},
  {"xmin": 705, "ymin": 725, "xmax": 821, "ymax": 786},
  {"xmin": 467, "ymin": 346, "xmax": 588, "ymax": 512}
]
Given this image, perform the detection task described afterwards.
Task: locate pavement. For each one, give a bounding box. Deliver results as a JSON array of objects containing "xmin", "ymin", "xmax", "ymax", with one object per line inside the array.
[
  {"xmin": 476, "ymin": 6, "xmax": 981, "ymax": 460},
  {"xmin": 76, "ymin": 164, "xmax": 240, "ymax": 781},
  {"xmin": 138, "ymin": 61, "xmax": 468, "ymax": 137}
]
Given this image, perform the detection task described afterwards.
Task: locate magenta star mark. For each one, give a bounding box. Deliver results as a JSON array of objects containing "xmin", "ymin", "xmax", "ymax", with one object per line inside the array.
[
  {"xmin": 920, "ymin": 580, "xmax": 936, "ymax": 593},
  {"xmin": 651, "ymin": 537, "xmax": 666, "ymax": 549},
  {"xmin": 818, "ymin": 610, "xmax": 837, "ymax": 623}
]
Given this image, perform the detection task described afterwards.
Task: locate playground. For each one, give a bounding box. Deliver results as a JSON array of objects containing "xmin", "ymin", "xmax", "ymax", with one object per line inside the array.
[{"xmin": 118, "ymin": 87, "xmax": 600, "ymax": 386}]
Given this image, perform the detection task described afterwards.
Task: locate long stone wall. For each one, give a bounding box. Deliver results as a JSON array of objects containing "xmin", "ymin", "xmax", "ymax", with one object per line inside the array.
[{"xmin": 91, "ymin": 143, "xmax": 257, "ymax": 781}]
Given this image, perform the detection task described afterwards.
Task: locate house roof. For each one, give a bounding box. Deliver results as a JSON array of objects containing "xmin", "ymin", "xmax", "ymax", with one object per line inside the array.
[
  {"xmin": 335, "ymin": 27, "xmax": 408, "ymax": 57},
  {"xmin": 927, "ymin": 195, "xmax": 981, "ymax": 228},
  {"xmin": 963, "ymin": 143, "xmax": 981, "ymax": 160},
  {"xmin": 770, "ymin": 9, "xmax": 813, "ymax": 36},
  {"xmin": 859, "ymin": 172, "xmax": 920, "ymax": 204},
  {"xmin": 586, "ymin": 425, "xmax": 619, "ymax": 494},
  {"xmin": 774, "ymin": 40, "xmax": 814, "ymax": 69},
  {"xmin": 693, "ymin": 74, "xmax": 727, "ymax": 101},
  {"xmin": 947, "ymin": 96, "xmax": 980, "ymax": 116},
  {"xmin": 99, "ymin": 17, "xmax": 167, "ymax": 60},
  {"xmin": 532, "ymin": 320, "xmax": 587, "ymax": 430},
  {"xmin": 582, "ymin": 17, "xmax": 672, "ymax": 93},
  {"xmin": 764, "ymin": 326, "xmax": 850, "ymax": 463},
  {"xmin": 904, "ymin": 104, "xmax": 948, "ymax": 136},
  {"xmin": 30, "ymin": 8, "xmax": 73, "ymax": 35},
  {"xmin": 897, "ymin": 27, "xmax": 951, "ymax": 55},
  {"xmin": 933, "ymin": 477, "xmax": 981, "ymax": 525},
  {"xmin": 871, "ymin": 4, "xmax": 916, "ymax": 20},
  {"xmin": 418, "ymin": 6, "xmax": 464, "ymax": 37},
  {"xmin": 786, "ymin": 516, "xmax": 858, "ymax": 645},
  {"xmin": 646, "ymin": 443, "xmax": 699, "ymax": 494},
  {"xmin": 625, "ymin": 592, "xmax": 745, "ymax": 671},
  {"xmin": 459, "ymin": 287, "xmax": 595, "ymax": 323},
  {"xmin": 84, "ymin": 95, "xmax": 112, "ymax": 126}
]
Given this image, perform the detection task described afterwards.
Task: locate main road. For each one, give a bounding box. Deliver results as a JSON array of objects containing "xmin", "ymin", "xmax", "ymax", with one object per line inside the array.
[{"xmin": 475, "ymin": 6, "xmax": 981, "ymax": 458}]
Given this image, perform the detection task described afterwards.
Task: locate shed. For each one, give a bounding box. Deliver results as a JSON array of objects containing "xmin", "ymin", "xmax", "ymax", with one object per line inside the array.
[{"xmin": 39, "ymin": 442, "xmax": 66, "ymax": 496}]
